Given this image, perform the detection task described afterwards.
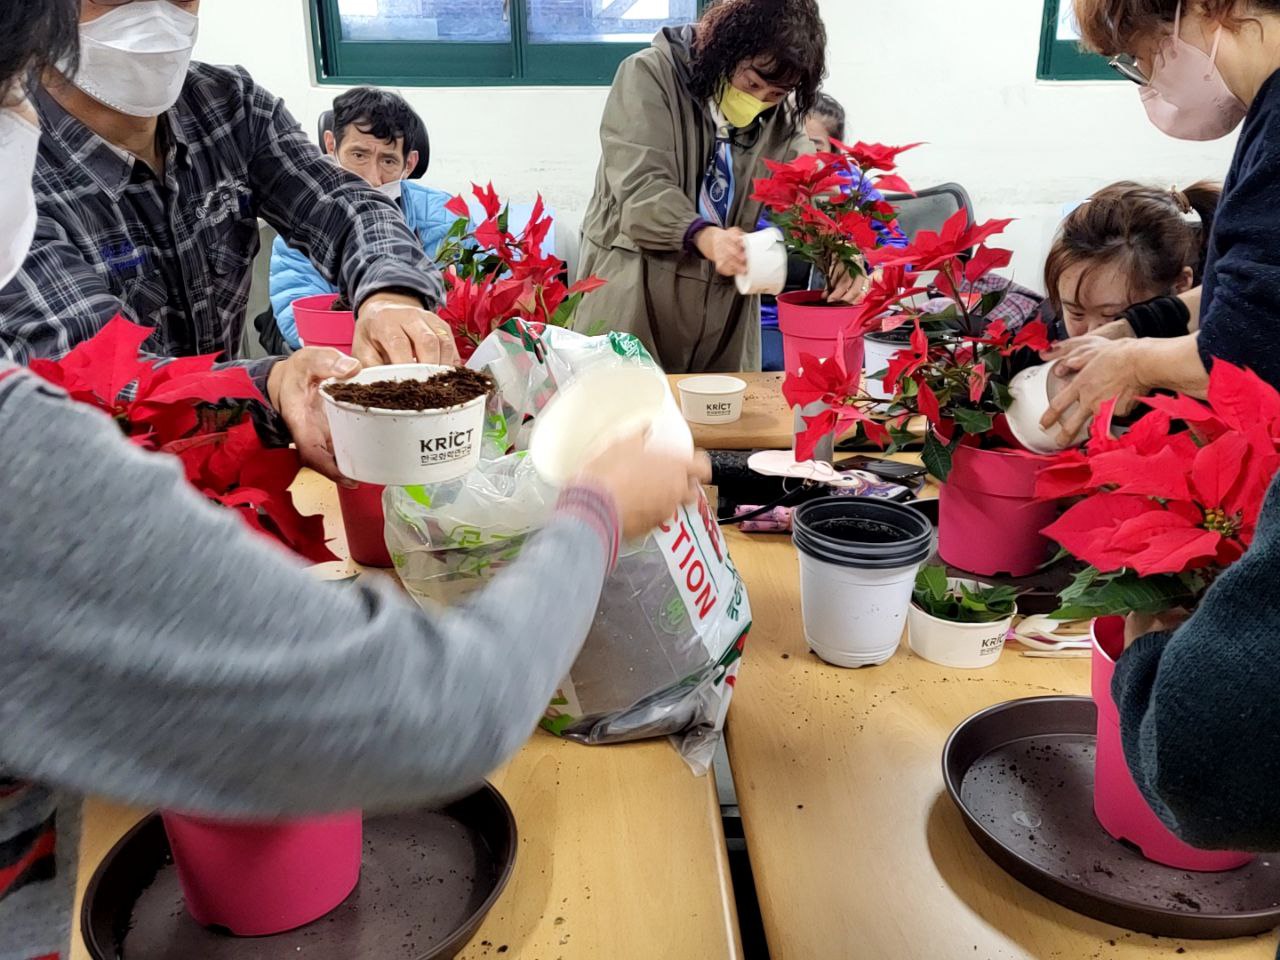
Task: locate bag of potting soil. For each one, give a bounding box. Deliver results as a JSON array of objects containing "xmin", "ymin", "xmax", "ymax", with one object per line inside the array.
[{"xmin": 383, "ymin": 320, "xmax": 751, "ymax": 774}]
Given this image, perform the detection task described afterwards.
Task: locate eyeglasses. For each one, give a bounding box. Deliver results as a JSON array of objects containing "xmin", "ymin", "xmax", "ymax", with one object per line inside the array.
[
  {"xmin": 1108, "ymin": 54, "xmax": 1149, "ymax": 85},
  {"xmin": 89, "ymin": 0, "xmax": 197, "ymax": 6}
]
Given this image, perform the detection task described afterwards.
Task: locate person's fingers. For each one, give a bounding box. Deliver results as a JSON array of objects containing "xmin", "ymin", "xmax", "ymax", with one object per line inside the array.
[
  {"xmin": 379, "ymin": 327, "xmax": 415, "ymax": 365},
  {"xmin": 293, "ymin": 348, "xmax": 361, "ymax": 382},
  {"xmin": 1040, "ymin": 379, "xmax": 1080, "ymax": 430},
  {"xmin": 1056, "ymin": 403, "xmax": 1091, "ymax": 445},
  {"xmin": 405, "ymin": 317, "xmax": 441, "ymax": 365},
  {"xmin": 424, "ymin": 312, "xmax": 462, "ymax": 365},
  {"xmin": 691, "ymin": 451, "xmax": 712, "ymax": 485}
]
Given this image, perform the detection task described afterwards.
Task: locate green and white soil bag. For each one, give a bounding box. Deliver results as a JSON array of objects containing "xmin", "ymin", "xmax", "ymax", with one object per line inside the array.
[{"xmin": 384, "ymin": 322, "xmax": 751, "ymax": 773}]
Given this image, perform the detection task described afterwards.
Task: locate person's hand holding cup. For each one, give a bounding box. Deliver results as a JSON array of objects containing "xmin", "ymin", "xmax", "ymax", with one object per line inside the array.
[{"xmin": 577, "ymin": 432, "xmax": 711, "ymax": 541}]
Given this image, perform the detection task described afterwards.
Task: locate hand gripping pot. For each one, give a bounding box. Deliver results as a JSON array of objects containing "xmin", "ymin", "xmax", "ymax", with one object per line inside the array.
[{"xmin": 383, "ymin": 321, "xmax": 751, "ymax": 774}]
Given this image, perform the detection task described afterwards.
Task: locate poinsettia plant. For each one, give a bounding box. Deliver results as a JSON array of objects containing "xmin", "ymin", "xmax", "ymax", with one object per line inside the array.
[
  {"xmin": 782, "ymin": 209, "xmax": 1052, "ymax": 475},
  {"xmin": 752, "ymin": 139, "xmax": 918, "ymax": 292},
  {"xmin": 29, "ymin": 316, "xmax": 335, "ymax": 563},
  {"xmin": 435, "ymin": 183, "xmax": 605, "ymax": 361},
  {"xmin": 1038, "ymin": 363, "xmax": 1280, "ymax": 620}
]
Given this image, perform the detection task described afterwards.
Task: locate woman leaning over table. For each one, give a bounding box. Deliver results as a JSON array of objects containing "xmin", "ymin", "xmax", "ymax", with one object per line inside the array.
[
  {"xmin": 573, "ymin": 0, "xmax": 855, "ymax": 375},
  {"xmin": 0, "ymin": 5, "xmax": 708, "ymax": 957},
  {"xmin": 1041, "ymin": 0, "xmax": 1280, "ymax": 440}
]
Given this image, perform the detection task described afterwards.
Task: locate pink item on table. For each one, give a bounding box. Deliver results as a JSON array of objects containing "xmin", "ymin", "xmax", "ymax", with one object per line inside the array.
[
  {"xmin": 1090, "ymin": 616, "xmax": 1252, "ymax": 872},
  {"xmin": 937, "ymin": 442, "xmax": 1059, "ymax": 578},
  {"xmin": 293, "ymin": 294, "xmax": 355, "ymax": 353},
  {"xmin": 337, "ymin": 482, "xmax": 393, "ymax": 568},
  {"xmin": 161, "ymin": 811, "xmax": 364, "ymax": 936},
  {"xmin": 776, "ymin": 290, "xmax": 865, "ymax": 380}
]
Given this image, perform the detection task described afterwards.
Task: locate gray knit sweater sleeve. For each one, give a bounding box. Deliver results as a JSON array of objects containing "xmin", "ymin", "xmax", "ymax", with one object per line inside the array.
[{"xmin": 0, "ymin": 368, "xmax": 612, "ymax": 817}]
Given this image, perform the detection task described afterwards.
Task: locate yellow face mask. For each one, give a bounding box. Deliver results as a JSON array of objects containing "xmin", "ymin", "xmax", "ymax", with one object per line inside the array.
[{"xmin": 718, "ymin": 82, "xmax": 772, "ymax": 129}]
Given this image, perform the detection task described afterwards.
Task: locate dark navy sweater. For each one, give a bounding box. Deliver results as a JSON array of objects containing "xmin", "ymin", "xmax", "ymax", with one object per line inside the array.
[
  {"xmin": 1199, "ymin": 69, "xmax": 1280, "ymax": 386},
  {"xmin": 1115, "ymin": 474, "xmax": 1280, "ymax": 861}
]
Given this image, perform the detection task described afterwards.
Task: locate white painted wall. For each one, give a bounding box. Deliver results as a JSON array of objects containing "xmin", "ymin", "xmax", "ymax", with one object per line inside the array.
[{"xmin": 193, "ymin": 0, "xmax": 1239, "ymax": 287}]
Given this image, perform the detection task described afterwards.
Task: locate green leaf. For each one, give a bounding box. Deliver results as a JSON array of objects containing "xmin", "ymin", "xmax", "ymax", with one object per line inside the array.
[
  {"xmin": 952, "ymin": 407, "xmax": 994, "ymax": 435},
  {"xmin": 922, "ymin": 431, "xmax": 954, "ymax": 482},
  {"xmin": 1051, "ymin": 570, "xmax": 1195, "ymax": 620},
  {"xmin": 991, "ymin": 380, "xmax": 1013, "ymax": 411},
  {"xmin": 979, "ymin": 290, "xmax": 1006, "ymax": 316},
  {"xmin": 915, "ymin": 565, "xmax": 950, "ymax": 603}
]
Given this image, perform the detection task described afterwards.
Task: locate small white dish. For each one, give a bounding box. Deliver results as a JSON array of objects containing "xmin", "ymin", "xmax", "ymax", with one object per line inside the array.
[{"xmin": 678, "ymin": 375, "xmax": 748, "ymax": 425}]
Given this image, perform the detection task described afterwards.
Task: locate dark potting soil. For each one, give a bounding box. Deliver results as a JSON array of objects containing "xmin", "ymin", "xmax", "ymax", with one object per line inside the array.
[
  {"xmin": 809, "ymin": 517, "xmax": 906, "ymax": 544},
  {"xmin": 330, "ymin": 295, "xmax": 353, "ymax": 312},
  {"xmin": 325, "ymin": 368, "xmax": 495, "ymax": 411}
]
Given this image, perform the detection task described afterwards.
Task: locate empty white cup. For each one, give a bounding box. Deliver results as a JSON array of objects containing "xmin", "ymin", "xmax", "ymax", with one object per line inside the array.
[
  {"xmin": 1006, "ymin": 363, "xmax": 1091, "ymax": 454},
  {"xmin": 678, "ymin": 375, "xmax": 747, "ymax": 425},
  {"xmin": 735, "ymin": 227, "xmax": 788, "ymax": 296}
]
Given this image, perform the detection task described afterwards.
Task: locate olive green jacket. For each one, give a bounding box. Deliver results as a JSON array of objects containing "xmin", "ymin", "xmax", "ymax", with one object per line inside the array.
[{"xmin": 572, "ymin": 26, "xmax": 811, "ymax": 374}]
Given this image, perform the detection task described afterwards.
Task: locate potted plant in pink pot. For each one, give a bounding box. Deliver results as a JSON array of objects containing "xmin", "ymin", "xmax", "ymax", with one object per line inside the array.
[
  {"xmin": 30, "ymin": 318, "xmax": 363, "ymax": 934},
  {"xmin": 1039, "ymin": 363, "xmax": 1280, "ymax": 872},
  {"xmin": 751, "ymin": 139, "xmax": 915, "ymax": 380}
]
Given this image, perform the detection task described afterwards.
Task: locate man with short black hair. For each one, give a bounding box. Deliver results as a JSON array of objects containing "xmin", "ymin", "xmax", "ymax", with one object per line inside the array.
[{"xmin": 271, "ymin": 87, "xmax": 457, "ymax": 350}]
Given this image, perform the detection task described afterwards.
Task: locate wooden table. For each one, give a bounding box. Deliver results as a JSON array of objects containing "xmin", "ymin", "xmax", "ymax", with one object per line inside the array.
[
  {"xmin": 72, "ymin": 475, "xmax": 744, "ymax": 960},
  {"xmin": 669, "ymin": 372, "xmax": 792, "ymax": 450},
  {"xmin": 723, "ymin": 526, "xmax": 1276, "ymax": 959}
]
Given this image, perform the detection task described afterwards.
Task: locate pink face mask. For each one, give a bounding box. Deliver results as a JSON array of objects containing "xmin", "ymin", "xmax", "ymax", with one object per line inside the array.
[{"xmin": 1141, "ymin": 2, "xmax": 1247, "ymax": 141}]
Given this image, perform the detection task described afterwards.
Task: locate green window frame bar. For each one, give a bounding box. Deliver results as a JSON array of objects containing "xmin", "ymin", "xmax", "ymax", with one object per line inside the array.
[
  {"xmin": 311, "ymin": 0, "xmax": 707, "ymax": 87},
  {"xmin": 1037, "ymin": 0, "xmax": 1120, "ymax": 81}
]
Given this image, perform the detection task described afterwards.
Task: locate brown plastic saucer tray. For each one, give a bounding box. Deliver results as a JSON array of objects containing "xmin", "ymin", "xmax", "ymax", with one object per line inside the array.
[
  {"xmin": 82, "ymin": 783, "xmax": 516, "ymax": 960},
  {"xmin": 942, "ymin": 696, "xmax": 1280, "ymax": 939}
]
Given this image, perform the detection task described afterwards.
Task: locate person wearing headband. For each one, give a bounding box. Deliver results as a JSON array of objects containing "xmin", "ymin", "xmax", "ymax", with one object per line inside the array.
[
  {"xmin": 571, "ymin": 0, "xmax": 837, "ymax": 374},
  {"xmin": 0, "ymin": 0, "xmax": 460, "ymax": 480},
  {"xmin": 1041, "ymin": 0, "xmax": 1280, "ymax": 437},
  {"xmin": 270, "ymin": 87, "xmax": 457, "ymax": 352},
  {"xmin": 0, "ymin": 5, "xmax": 712, "ymax": 957}
]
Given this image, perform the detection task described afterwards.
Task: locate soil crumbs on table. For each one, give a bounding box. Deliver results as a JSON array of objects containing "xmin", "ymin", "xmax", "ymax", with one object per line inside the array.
[{"xmin": 326, "ymin": 368, "xmax": 495, "ymax": 411}]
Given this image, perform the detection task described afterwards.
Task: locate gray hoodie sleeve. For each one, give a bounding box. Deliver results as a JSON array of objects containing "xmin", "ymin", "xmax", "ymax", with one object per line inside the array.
[{"xmin": 0, "ymin": 369, "xmax": 613, "ymax": 817}]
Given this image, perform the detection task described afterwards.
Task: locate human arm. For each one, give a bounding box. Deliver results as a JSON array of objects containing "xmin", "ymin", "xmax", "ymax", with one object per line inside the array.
[
  {"xmin": 1112, "ymin": 477, "xmax": 1280, "ymax": 851},
  {"xmin": 599, "ymin": 53, "xmax": 702, "ymax": 252},
  {"xmin": 0, "ymin": 370, "xmax": 705, "ymax": 817},
  {"xmin": 269, "ymin": 235, "xmax": 335, "ymax": 351},
  {"xmin": 236, "ymin": 68, "xmax": 454, "ymax": 367}
]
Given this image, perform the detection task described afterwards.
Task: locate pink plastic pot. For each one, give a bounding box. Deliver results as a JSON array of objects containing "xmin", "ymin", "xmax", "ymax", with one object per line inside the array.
[
  {"xmin": 161, "ymin": 811, "xmax": 363, "ymax": 936},
  {"xmin": 337, "ymin": 482, "xmax": 393, "ymax": 568},
  {"xmin": 937, "ymin": 442, "xmax": 1059, "ymax": 578},
  {"xmin": 293, "ymin": 294, "xmax": 355, "ymax": 353},
  {"xmin": 777, "ymin": 290, "xmax": 865, "ymax": 381},
  {"xmin": 1091, "ymin": 617, "xmax": 1252, "ymax": 872}
]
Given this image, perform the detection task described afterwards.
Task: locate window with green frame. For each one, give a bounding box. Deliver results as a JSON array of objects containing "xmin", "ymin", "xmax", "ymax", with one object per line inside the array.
[
  {"xmin": 311, "ymin": 0, "xmax": 708, "ymax": 87},
  {"xmin": 1038, "ymin": 0, "xmax": 1121, "ymax": 81}
]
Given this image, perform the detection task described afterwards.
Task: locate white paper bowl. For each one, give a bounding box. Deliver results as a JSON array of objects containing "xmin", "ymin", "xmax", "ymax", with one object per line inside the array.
[
  {"xmin": 908, "ymin": 578, "xmax": 1015, "ymax": 669},
  {"xmin": 1006, "ymin": 363, "xmax": 1091, "ymax": 455},
  {"xmin": 677, "ymin": 375, "xmax": 747, "ymax": 425},
  {"xmin": 735, "ymin": 227, "xmax": 788, "ymax": 296},
  {"xmin": 322, "ymin": 364, "xmax": 488, "ymax": 486},
  {"xmin": 529, "ymin": 364, "xmax": 695, "ymax": 486}
]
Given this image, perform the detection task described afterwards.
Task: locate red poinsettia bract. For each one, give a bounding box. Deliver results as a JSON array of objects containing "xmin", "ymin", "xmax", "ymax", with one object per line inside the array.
[
  {"xmin": 30, "ymin": 316, "xmax": 335, "ymax": 563},
  {"xmin": 1041, "ymin": 363, "xmax": 1280, "ymax": 581},
  {"xmin": 784, "ymin": 353, "xmax": 889, "ymax": 461}
]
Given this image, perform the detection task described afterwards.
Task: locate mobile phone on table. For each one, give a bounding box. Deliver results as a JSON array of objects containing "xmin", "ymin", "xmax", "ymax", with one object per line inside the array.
[{"xmin": 835, "ymin": 455, "xmax": 928, "ymax": 484}]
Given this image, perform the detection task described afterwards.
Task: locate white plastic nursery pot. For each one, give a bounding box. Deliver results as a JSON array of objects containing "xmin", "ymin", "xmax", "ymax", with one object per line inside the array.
[
  {"xmin": 907, "ymin": 578, "xmax": 1015, "ymax": 669},
  {"xmin": 735, "ymin": 227, "xmax": 788, "ymax": 296},
  {"xmin": 322, "ymin": 364, "xmax": 488, "ymax": 486},
  {"xmin": 1006, "ymin": 363, "xmax": 1091, "ymax": 454},
  {"xmin": 792, "ymin": 497, "xmax": 934, "ymax": 668},
  {"xmin": 529, "ymin": 363, "xmax": 695, "ymax": 486},
  {"xmin": 677, "ymin": 375, "xmax": 747, "ymax": 425},
  {"xmin": 862, "ymin": 329, "xmax": 912, "ymax": 403}
]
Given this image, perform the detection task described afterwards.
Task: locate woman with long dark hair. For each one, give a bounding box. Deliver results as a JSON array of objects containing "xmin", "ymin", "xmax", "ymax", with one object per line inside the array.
[{"xmin": 573, "ymin": 0, "xmax": 833, "ymax": 373}]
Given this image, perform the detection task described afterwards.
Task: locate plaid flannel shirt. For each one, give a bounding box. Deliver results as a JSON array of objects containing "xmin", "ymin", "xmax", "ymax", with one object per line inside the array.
[{"xmin": 0, "ymin": 63, "xmax": 444, "ymax": 436}]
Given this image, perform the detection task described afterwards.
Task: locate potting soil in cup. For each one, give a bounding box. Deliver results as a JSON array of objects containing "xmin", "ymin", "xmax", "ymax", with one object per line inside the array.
[
  {"xmin": 324, "ymin": 368, "xmax": 494, "ymax": 410},
  {"xmin": 793, "ymin": 498, "xmax": 933, "ymax": 668}
]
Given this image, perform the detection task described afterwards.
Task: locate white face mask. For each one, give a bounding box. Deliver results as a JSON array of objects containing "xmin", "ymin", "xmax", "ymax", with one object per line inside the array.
[
  {"xmin": 377, "ymin": 179, "xmax": 405, "ymax": 200},
  {"xmin": 1140, "ymin": 2, "xmax": 1247, "ymax": 141},
  {"xmin": 0, "ymin": 103, "xmax": 41, "ymax": 290},
  {"xmin": 72, "ymin": 1, "xmax": 199, "ymax": 118}
]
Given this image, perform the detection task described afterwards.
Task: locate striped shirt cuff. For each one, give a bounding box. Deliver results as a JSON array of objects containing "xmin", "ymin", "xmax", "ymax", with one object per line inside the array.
[{"xmin": 556, "ymin": 484, "xmax": 621, "ymax": 572}]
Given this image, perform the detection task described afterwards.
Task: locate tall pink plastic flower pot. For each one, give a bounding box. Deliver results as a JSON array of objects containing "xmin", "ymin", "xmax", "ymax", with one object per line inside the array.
[
  {"xmin": 293, "ymin": 294, "xmax": 356, "ymax": 353},
  {"xmin": 777, "ymin": 290, "xmax": 865, "ymax": 382},
  {"xmin": 337, "ymin": 482, "xmax": 393, "ymax": 568},
  {"xmin": 1091, "ymin": 616, "xmax": 1252, "ymax": 872},
  {"xmin": 161, "ymin": 811, "xmax": 364, "ymax": 936},
  {"xmin": 937, "ymin": 442, "xmax": 1059, "ymax": 578}
]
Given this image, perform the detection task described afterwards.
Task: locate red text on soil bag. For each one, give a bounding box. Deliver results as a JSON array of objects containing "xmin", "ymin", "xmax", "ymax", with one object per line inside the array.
[{"xmin": 662, "ymin": 515, "xmax": 720, "ymax": 620}]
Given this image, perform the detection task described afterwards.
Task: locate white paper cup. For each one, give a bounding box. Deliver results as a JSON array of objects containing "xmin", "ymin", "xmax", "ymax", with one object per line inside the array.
[
  {"xmin": 677, "ymin": 375, "xmax": 747, "ymax": 425},
  {"xmin": 908, "ymin": 579, "xmax": 1015, "ymax": 669},
  {"xmin": 322, "ymin": 364, "xmax": 488, "ymax": 486},
  {"xmin": 529, "ymin": 364, "xmax": 695, "ymax": 486},
  {"xmin": 1006, "ymin": 363, "xmax": 1091, "ymax": 454},
  {"xmin": 735, "ymin": 227, "xmax": 788, "ymax": 296}
]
